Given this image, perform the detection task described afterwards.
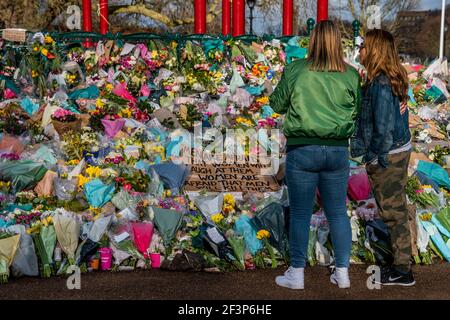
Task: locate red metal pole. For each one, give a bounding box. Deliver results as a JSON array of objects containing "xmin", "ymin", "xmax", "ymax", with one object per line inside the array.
[
  {"xmin": 222, "ymin": 0, "xmax": 231, "ymax": 35},
  {"xmin": 232, "ymin": 0, "xmax": 245, "ymax": 36},
  {"xmin": 317, "ymin": 0, "xmax": 328, "ymax": 22},
  {"xmin": 283, "ymin": 0, "xmax": 294, "ymax": 36},
  {"xmin": 99, "ymin": 0, "xmax": 109, "ymax": 35},
  {"xmin": 82, "ymin": 0, "xmax": 93, "ymax": 47},
  {"xmin": 194, "ymin": 0, "xmax": 207, "ymax": 34}
]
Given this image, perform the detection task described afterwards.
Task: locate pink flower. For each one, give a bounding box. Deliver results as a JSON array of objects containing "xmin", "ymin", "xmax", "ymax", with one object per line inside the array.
[{"xmin": 123, "ymin": 183, "xmax": 132, "ymax": 191}]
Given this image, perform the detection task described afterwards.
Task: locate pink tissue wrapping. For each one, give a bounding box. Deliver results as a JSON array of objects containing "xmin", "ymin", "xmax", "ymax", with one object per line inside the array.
[
  {"xmin": 3, "ymin": 88, "xmax": 17, "ymax": 99},
  {"xmin": 140, "ymin": 84, "xmax": 151, "ymax": 97},
  {"xmin": 113, "ymin": 82, "xmax": 137, "ymax": 105},
  {"xmin": 0, "ymin": 134, "xmax": 24, "ymax": 155},
  {"xmin": 348, "ymin": 172, "xmax": 372, "ymax": 201},
  {"xmin": 101, "ymin": 118, "xmax": 126, "ymax": 138},
  {"xmin": 136, "ymin": 44, "xmax": 149, "ymax": 60}
]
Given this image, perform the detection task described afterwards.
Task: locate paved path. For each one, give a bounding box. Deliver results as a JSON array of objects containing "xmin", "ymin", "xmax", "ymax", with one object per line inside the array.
[{"xmin": 1, "ymin": 264, "xmax": 449, "ymax": 300}]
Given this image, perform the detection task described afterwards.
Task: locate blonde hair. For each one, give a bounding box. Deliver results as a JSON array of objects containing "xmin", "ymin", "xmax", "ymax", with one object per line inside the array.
[
  {"xmin": 307, "ymin": 20, "xmax": 346, "ymax": 73},
  {"xmin": 361, "ymin": 29, "xmax": 409, "ymax": 103}
]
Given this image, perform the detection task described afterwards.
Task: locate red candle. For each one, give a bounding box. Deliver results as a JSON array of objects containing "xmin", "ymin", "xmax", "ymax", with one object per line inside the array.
[
  {"xmin": 99, "ymin": 0, "xmax": 109, "ymax": 35},
  {"xmin": 222, "ymin": 0, "xmax": 231, "ymax": 35},
  {"xmin": 282, "ymin": 0, "xmax": 294, "ymax": 36},
  {"xmin": 194, "ymin": 0, "xmax": 207, "ymax": 34},
  {"xmin": 232, "ymin": 0, "xmax": 245, "ymax": 36},
  {"xmin": 317, "ymin": 0, "xmax": 329, "ymax": 22},
  {"xmin": 82, "ymin": 0, "xmax": 93, "ymax": 48}
]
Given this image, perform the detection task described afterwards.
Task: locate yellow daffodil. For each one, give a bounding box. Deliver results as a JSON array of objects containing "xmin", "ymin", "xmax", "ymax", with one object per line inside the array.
[
  {"xmin": 420, "ymin": 212, "xmax": 432, "ymax": 221},
  {"xmin": 256, "ymin": 96, "xmax": 269, "ymax": 105},
  {"xmin": 31, "ymin": 70, "xmax": 39, "ymax": 78},
  {"xmin": 236, "ymin": 117, "xmax": 253, "ymax": 126},
  {"xmin": 44, "ymin": 35, "xmax": 54, "ymax": 44},
  {"xmin": 86, "ymin": 166, "xmax": 102, "ymax": 178},
  {"xmin": 223, "ymin": 194, "xmax": 235, "ymax": 207},
  {"xmin": 272, "ymin": 113, "xmax": 280, "ymax": 119},
  {"xmin": 96, "ymin": 99, "xmax": 105, "ymax": 108},
  {"xmin": 89, "ymin": 206, "xmax": 102, "ymax": 216},
  {"xmin": 41, "ymin": 48, "xmax": 49, "ymax": 57},
  {"xmin": 119, "ymin": 108, "xmax": 132, "ymax": 118},
  {"xmin": 66, "ymin": 159, "xmax": 80, "ymax": 166},
  {"xmin": 256, "ymin": 229, "xmax": 270, "ymax": 240},
  {"xmin": 211, "ymin": 213, "xmax": 225, "ymax": 224},
  {"xmin": 33, "ymin": 46, "xmax": 39, "ymax": 52},
  {"xmin": 105, "ymin": 83, "xmax": 114, "ymax": 91},
  {"xmin": 164, "ymin": 189, "xmax": 172, "ymax": 198},
  {"xmin": 223, "ymin": 204, "xmax": 235, "ymax": 215},
  {"xmin": 77, "ymin": 174, "xmax": 91, "ymax": 190},
  {"xmin": 0, "ymin": 181, "xmax": 11, "ymax": 189}
]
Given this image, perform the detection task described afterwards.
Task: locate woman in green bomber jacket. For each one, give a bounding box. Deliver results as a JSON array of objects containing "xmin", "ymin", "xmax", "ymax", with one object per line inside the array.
[{"xmin": 270, "ymin": 20, "xmax": 361, "ymax": 290}]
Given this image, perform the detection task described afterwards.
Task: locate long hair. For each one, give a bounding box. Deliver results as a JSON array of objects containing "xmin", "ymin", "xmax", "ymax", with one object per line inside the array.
[
  {"xmin": 307, "ymin": 20, "xmax": 346, "ymax": 72},
  {"xmin": 361, "ymin": 29, "xmax": 409, "ymax": 103}
]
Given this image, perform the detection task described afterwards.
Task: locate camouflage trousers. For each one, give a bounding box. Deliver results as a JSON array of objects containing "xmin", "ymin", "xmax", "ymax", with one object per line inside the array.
[{"xmin": 366, "ymin": 150, "xmax": 412, "ymax": 272}]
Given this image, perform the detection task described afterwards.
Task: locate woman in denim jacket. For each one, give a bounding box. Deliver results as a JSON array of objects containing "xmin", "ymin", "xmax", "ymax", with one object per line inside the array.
[{"xmin": 351, "ymin": 29, "xmax": 415, "ymax": 286}]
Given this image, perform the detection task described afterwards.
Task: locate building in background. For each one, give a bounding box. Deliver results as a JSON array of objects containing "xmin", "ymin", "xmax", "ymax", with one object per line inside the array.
[{"xmin": 395, "ymin": 7, "xmax": 450, "ymax": 60}]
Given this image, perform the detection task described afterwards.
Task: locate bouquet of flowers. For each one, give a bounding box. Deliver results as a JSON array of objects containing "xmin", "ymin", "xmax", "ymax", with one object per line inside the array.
[
  {"xmin": 51, "ymin": 109, "xmax": 81, "ymax": 136},
  {"xmin": 0, "ymin": 231, "xmax": 21, "ymax": 284},
  {"xmin": 0, "ymin": 103, "xmax": 29, "ymax": 135},
  {"xmin": 428, "ymin": 145, "xmax": 450, "ymax": 167},
  {"xmin": 256, "ymin": 229, "xmax": 277, "ymax": 268},
  {"xmin": 115, "ymin": 168, "xmax": 150, "ymax": 193},
  {"xmin": 406, "ymin": 177, "xmax": 440, "ymax": 209}
]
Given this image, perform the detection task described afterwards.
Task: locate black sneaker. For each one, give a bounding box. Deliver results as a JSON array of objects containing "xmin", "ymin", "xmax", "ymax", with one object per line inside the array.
[{"xmin": 381, "ymin": 268, "xmax": 415, "ymax": 287}]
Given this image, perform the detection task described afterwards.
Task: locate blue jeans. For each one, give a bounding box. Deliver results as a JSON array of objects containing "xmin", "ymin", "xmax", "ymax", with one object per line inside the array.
[{"xmin": 286, "ymin": 145, "xmax": 351, "ymax": 268}]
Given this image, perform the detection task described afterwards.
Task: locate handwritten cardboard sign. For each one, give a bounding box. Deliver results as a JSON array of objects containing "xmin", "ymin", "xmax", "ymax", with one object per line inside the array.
[{"xmin": 185, "ymin": 158, "xmax": 281, "ymax": 192}]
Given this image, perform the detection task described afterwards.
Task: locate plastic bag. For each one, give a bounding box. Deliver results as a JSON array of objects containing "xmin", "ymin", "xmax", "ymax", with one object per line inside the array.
[
  {"xmin": 76, "ymin": 238, "xmax": 98, "ymax": 266},
  {"xmin": 0, "ymin": 233, "xmax": 21, "ymax": 283},
  {"xmin": 54, "ymin": 177, "xmax": 78, "ymax": 201},
  {"xmin": 8, "ymin": 225, "xmax": 39, "ymax": 277},
  {"xmin": 365, "ymin": 219, "xmax": 393, "ymax": 265},
  {"xmin": 251, "ymin": 202, "xmax": 289, "ymax": 260},
  {"xmin": 421, "ymin": 220, "xmax": 450, "ymax": 261},
  {"xmin": 194, "ymin": 193, "xmax": 224, "ymax": 224},
  {"xmin": 84, "ymin": 179, "xmax": 115, "ymax": 208},
  {"xmin": 53, "ymin": 210, "xmax": 81, "ymax": 261},
  {"xmin": 234, "ymin": 215, "xmax": 263, "ymax": 255},
  {"xmin": 315, "ymin": 226, "xmax": 332, "ymax": 266},
  {"xmin": 111, "ymin": 189, "xmax": 138, "ymax": 211},
  {"xmin": 88, "ymin": 214, "xmax": 113, "ymax": 242},
  {"xmin": 201, "ymin": 225, "xmax": 236, "ymax": 263}
]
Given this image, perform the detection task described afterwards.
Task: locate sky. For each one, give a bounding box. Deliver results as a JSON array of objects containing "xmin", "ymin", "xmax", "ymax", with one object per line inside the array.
[{"xmin": 421, "ymin": 0, "xmax": 443, "ymax": 10}]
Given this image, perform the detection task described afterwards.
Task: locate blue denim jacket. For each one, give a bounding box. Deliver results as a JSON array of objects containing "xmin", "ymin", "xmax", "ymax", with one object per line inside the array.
[{"xmin": 350, "ymin": 74, "xmax": 411, "ymax": 168}]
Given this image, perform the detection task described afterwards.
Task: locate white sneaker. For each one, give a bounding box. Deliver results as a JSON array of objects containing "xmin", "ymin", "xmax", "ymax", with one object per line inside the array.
[
  {"xmin": 330, "ymin": 267, "xmax": 351, "ymax": 289},
  {"xmin": 275, "ymin": 267, "xmax": 304, "ymax": 290}
]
